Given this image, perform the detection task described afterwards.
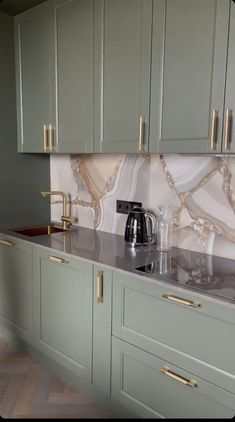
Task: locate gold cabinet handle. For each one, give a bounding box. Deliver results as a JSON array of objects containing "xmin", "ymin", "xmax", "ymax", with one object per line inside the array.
[
  {"xmin": 162, "ymin": 293, "xmax": 201, "ymax": 308},
  {"xmin": 0, "ymin": 239, "xmax": 14, "ymax": 246},
  {"xmin": 96, "ymin": 271, "xmax": 103, "ymax": 303},
  {"xmin": 224, "ymin": 109, "xmax": 233, "ymax": 151},
  {"xmin": 210, "ymin": 110, "xmax": 219, "ymax": 151},
  {"xmin": 160, "ymin": 366, "xmax": 197, "ymax": 388},
  {"xmin": 48, "ymin": 124, "xmax": 54, "ymax": 152},
  {"xmin": 138, "ymin": 116, "xmax": 146, "ymax": 152},
  {"xmin": 43, "ymin": 124, "xmax": 49, "ymax": 152},
  {"xmin": 48, "ymin": 255, "xmax": 68, "ymax": 264}
]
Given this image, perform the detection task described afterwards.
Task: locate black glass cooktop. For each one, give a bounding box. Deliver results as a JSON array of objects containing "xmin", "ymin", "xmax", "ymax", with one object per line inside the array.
[{"xmin": 135, "ymin": 248, "xmax": 235, "ymax": 304}]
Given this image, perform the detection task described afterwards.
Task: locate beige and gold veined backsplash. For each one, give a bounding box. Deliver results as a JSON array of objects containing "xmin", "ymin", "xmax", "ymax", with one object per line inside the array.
[{"xmin": 50, "ymin": 154, "xmax": 235, "ymax": 260}]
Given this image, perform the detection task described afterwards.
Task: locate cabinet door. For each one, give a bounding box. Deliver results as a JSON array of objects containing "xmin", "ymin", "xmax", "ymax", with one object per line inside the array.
[
  {"xmin": 222, "ymin": 0, "xmax": 235, "ymax": 153},
  {"xmin": 0, "ymin": 236, "xmax": 33, "ymax": 344},
  {"xmin": 55, "ymin": 0, "xmax": 94, "ymax": 152},
  {"xmin": 150, "ymin": 0, "xmax": 230, "ymax": 154},
  {"xmin": 94, "ymin": 0, "xmax": 152, "ymax": 153},
  {"xmin": 15, "ymin": 1, "xmax": 55, "ymax": 153},
  {"xmin": 33, "ymin": 247, "xmax": 93, "ymax": 381},
  {"xmin": 93, "ymin": 266, "xmax": 112, "ymax": 396}
]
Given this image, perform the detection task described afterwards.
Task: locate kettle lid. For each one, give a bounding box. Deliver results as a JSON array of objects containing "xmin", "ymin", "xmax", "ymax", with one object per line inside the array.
[{"xmin": 129, "ymin": 206, "xmax": 146, "ymax": 214}]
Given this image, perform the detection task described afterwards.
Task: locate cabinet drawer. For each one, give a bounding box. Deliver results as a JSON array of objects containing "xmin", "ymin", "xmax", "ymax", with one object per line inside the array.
[
  {"xmin": 111, "ymin": 337, "xmax": 235, "ymax": 419},
  {"xmin": 112, "ymin": 271, "xmax": 235, "ymax": 393}
]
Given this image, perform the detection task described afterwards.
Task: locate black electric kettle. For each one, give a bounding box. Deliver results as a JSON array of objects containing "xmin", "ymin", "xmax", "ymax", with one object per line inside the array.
[{"xmin": 124, "ymin": 207, "xmax": 156, "ymax": 246}]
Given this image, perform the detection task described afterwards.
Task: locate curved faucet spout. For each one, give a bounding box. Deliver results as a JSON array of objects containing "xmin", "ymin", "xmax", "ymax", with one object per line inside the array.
[{"xmin": 41, "ymin": 190, "xmax": 73, "ymax": 230}]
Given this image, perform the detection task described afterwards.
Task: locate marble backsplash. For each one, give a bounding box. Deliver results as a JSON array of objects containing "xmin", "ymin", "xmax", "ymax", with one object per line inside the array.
[{"xmin": 50, "ymin": 154, "xmax": 235, "ymax": 260}]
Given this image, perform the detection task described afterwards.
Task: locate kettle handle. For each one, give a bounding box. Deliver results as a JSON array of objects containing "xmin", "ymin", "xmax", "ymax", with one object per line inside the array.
[{"xmin": 145, "ymin": 213, "xmax": 156, "ymax": 239}]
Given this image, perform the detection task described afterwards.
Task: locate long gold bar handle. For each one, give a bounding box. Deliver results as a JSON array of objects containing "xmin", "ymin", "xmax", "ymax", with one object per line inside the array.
[
  {"xmin": 138, "ymin": 116, "xmax": 145, "ymax": 152},
  {"xmin": 48, "ymin": 124, "xmax": 54, "ymax": 152},
  {"xmin": 160, "ymin": 366, "xmax": 197, "ymax": 388},
  {"xmin": 224, "ymin": 109, "xmax": 233, "ymax": 151},
  {"xmin": 43, "ymin": 125, "xmax": 50, "ymax": 152},
  {"xmin": 162, "ymin": 294, "xmax": 201, "ymax": 308},
  {"xmin": 43, "ymin": 125, "xmax": 48, "ymax": 152},
  {"xmin": 210, "ymin": 110, "xmax": 219, "ymax": 151},
  {"xmin": 96, "ymin": 271, "xmax": 104, "ymax": 303},
  {"xmin": 49, "ymin": 255, "xmax": 68, "ymax": 264},
  {"xmin": 0, "ymin": 239, "xmax": 14, "ymax": 246}
]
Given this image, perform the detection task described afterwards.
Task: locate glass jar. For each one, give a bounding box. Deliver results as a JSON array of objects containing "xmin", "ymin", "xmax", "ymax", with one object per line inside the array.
[{"xmin": 156, "ymin": 205, "xmax": 175, "ymax": 252}]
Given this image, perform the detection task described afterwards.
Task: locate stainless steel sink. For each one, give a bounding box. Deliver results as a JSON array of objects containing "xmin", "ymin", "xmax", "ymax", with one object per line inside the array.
[{"xmin": 12, "ymin": 225, "xmax": 65, "ymax": 237}]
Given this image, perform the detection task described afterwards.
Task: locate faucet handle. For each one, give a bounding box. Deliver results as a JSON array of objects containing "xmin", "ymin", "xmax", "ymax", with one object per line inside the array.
[{"xmin": 61, "ymin": 215, "xmax": 75, "ymax": 228}]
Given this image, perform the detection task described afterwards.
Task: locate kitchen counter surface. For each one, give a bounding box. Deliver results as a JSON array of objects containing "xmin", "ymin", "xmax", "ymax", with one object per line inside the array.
[{"xmin": 2, "ymin": 224, "xmax": 235, "ymax": 307}]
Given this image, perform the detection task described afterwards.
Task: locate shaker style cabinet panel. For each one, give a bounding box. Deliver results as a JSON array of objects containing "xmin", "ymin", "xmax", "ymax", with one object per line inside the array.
[
  {"xmin": 55, "ymin": 0, "xmax": 94, "ymax": 152},
  {"xmin": 94, "ymin": 0, "xmax": 152, "ymax": 153},
  {"xmin": 111, "ymin": 337, "xmax": 235, "ymax": 419},
  {"xmin": 15, "ymin": 0, "xmax": 235, "ymax": 155},
  {"xmin": 112, "ymin": 270, "xmax": 235, "ymax": 395},
  {"xmin": 33, "ymin": 247, "xmax": 93, "ymax": 381},
  {"xmin": 15, "ymin": 0, "xmax": 95, "ymax": 153},
  {"xmin": 15, "ymin": 1, "xmax": 55, "ymax": 153},
  {"xmin": 149, "ymin": 0, "xmax": 230, "ymax": 154},
  {"xmin": 93, "ymin": 266, "xmax": 112, "ymax": 396},
  {"xmin": 222, "ymin": 0, "xmax": 235, "ymax": 153},
  {"xmin": 0, "ymin": 236, "xmax": 33, "ymax": 344}
]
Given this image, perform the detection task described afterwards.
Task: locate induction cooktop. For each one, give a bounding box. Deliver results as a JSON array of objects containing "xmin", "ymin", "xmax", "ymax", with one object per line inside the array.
[{"xmin": 135, "ymin": 249, "xmax": 235, "ymax": 304}]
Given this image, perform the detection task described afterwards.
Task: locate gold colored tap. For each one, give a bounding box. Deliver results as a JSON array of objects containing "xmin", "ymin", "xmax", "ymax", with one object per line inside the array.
[{"xmin": 41, "ymin": 190, "xmax": 74, "ymax": 230}]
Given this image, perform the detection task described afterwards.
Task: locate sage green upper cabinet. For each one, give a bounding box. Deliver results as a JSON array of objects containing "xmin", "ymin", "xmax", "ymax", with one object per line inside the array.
[
  {"xmin": 0, "ymin": 236, "xmax": 33, "ymax": 344},
  {"xmin": 15, "ymin": 1, "xmax": 55, "ymax": 153},
  {"xmin": 55, "ymin": 0, "xmax": 94, "ymax": 152},
  {"xmin": 33, "ymin": 247, "xmax": 93, "ymax": 380},
  {"xmin": 222, "ymin": 0, "xmax": 235, "ymax": 153},
  {"xmin": 149, "ymin": 0, "xmax": 230, "ymax": 154},
  {"xmin": 94, "ymin": 0, "xmax": 152, "ymax": 153},
  {"xmin": 15, "ymin": 0, "xmax": 95, "ymax": 153}
]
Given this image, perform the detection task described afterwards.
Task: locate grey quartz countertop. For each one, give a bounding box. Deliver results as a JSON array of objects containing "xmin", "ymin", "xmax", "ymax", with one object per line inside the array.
[{"xmin": 2, "ymin": 224, "xmax": 235, "ymax": 307}]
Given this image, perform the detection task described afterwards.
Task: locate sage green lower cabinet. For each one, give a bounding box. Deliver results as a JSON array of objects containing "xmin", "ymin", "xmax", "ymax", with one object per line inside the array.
[
  {"xmin": 112, "ymin": 271, "xmax": 235, "ymax": 394},
  {"xmin": 111, "ymin": 337, "xmax": 235, "ymax": 419},
  {"xmin": 33, "ymin": 247, "xmax": 93, "ymax": 381},
  {"xmin": 0, "ymin": 235, "xmax": 33, "ymax": 344},
  {"xmin": 111, "ymin": 270, "xmax": 235, "ymax": 418},
  {"xmin": 93, "ymin": 266, "xmax": 112, "ymax": 396}
]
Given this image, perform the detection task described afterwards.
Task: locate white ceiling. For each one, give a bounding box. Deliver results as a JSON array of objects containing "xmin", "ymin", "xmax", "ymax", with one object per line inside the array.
[{"xmin": 0, "ymin": 0, "xmax": 46, "ymax": 15}]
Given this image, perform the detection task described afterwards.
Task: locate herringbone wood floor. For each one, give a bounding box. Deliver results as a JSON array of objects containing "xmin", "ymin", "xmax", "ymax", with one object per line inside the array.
[{"xmin": 0, "ymin": 339, "xmax": 112, "ymax": 419}]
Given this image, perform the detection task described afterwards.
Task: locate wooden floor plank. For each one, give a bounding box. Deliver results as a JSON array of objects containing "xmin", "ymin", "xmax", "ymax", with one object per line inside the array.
[
  {"xmin": 0, "ymin": 338, "xmax": 112, "ymax": 419},
  {"xmin": 0, "ymin": 374, "xmax": 26, "ymax": 418},
  {"xmin": 12, "ymin": 363, "xmax": 43, "ymax": 416},
  {"xmin": 47, "ymin": 392, "xmax": 92, "ymax": 405}
]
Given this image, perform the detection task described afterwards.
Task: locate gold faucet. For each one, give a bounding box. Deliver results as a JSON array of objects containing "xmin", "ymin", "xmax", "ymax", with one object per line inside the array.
[{"xmin": 41, "ymin": 190, "xmax": 74, "ymax": 230}]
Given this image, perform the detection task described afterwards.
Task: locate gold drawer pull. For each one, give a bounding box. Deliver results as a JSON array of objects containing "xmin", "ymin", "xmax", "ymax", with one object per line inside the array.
[
  {"xmin": 138, "ymin": 116, "xmax": 146, "ymax": 152},
  {"xmin": 48, "ymin": 124, "xmax": 54, "ymax": 152},
  {"xmin": 48, "ymin": 255, "xmax": 68, "ymax": 264},
  {"xmin": 224, "ymin": 109, "xmax": 233, "ymax": 151},
  {"xmin": 160, "ymin": 366, "xmax": 197, "ymax": 388},
  {"xmin": 96, "ymin": 271, "xmax": 103, "ymax": 303},
  {"xmin": 162, "ymin": 294, "xmax": 201, "ymax": 308},
  {"xmin": 210, "ymin": 110, "xmax": 219, "ymax": 151},
  {"xmin": 43, "ymin": 124, "xmax": 49, "ymax": 152},
  {"xmin": 0, "ymin": 239, "xmax": 14, "ymax": 246}
]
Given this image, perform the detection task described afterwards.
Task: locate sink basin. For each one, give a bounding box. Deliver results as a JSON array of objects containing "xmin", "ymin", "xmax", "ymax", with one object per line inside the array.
[{"xmin": 12, "ymin": 225, "xmax": 65, "ymax": 237}]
